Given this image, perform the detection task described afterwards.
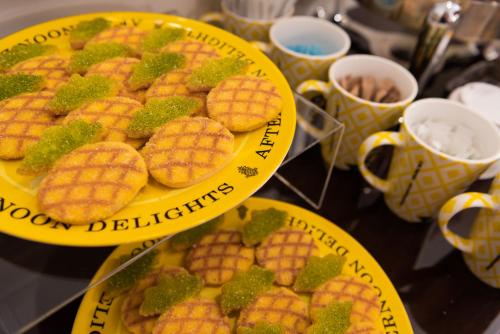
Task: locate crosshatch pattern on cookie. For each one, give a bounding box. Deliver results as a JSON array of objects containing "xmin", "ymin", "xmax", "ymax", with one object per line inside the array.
[
  {"xmin": 256, "ymin": 228, "xmax": 319, "ymax": 286},
  {"xmin": 38, "ymin": 143, "xmax": 147, "ymax": 223},
  {"xmin": 310, "ymin": 275, "xmax": 381, "ymax": 323},
  {"xmin": 143, "ymin": 117, "xmax": 234, "ymax": 187},
  {"xmin": 10, "ymin": 55, "xmax": 70, "ymax": 90},
  {"xmin": 86, "ymin": 57, "xmax": 145, "ymax": 102},
  {"xmin": 87, "ymin": 27, "xmax": 147, "ymax": 51},
  {"xmin": 186, "ymin": 230, "xmax": 254, "ymax": 285},
  {"xmin": 345, "ymin": 321, "xmax": 381, "ymax": 334},
  {"xmin": 152, "ymin": 298, "xmax": 231, "ymax": 334},
  {"xmin": 86, "ymin": 57, "xmax": 136, "ymax": 86},
  {"xmin": 161, "ymin": 40, "xmax": 219, "ymax": 70},
  {"xmin": 145, "ymin": 70, "xmax": 206, "ymax": 113},
  {"xmin": 0, "ymin": 91, "xmax": 56, "ymax": 158},
  {"xmin": 238, "ymin": 288, "xmax": 310, "ymax": 334},
  {"xmin": 121, "ymin": 267, "xmax": 186, "ymax": 334},
  {"xmin": 64, "ymin": 97, "xmax": 144, "ymax": 148},
  {"xmin": 207, "ymin": 76, "xmax": 282, "ymax": 131}
]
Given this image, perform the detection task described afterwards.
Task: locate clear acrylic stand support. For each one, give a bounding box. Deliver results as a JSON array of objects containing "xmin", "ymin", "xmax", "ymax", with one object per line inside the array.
[{"xmin": 274, "ymin": 92, "xmax": 344, "ymax": 209}]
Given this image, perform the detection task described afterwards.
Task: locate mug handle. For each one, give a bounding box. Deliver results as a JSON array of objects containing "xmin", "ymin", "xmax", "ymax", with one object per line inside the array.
[
  {"xmin": 438, "ymin": 192, "xmax": 498, "ymax": 253},
  {"xmin": 358, "ymin": 131, "xmax": 404, "ymax": 193},
  {"xmin": 296, "ymin": 80, "xmax": 332, "ymax": 98},
  {"xmin": 199, "ymin": 12, "xmax": 225, "ymax": 26}
]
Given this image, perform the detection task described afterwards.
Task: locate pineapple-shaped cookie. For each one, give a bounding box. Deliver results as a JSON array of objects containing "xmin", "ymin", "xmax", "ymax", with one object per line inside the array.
[{"xmin": 256, "ymin": 228, "xmax": 319, "ymax": 286}]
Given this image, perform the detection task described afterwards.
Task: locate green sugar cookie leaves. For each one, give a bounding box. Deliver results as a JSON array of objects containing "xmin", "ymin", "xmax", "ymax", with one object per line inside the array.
[
  {"xmin": 18, "ymin": 120, "xmax": 102, "ymax": 175},
  {"xmin": 69, "ymin": 42, "xmax": 132, "ymax": 74},
  {"xmin": 128, "ymin": 52, "xmax": 185, "ymax": 90},
  {"xmin": 48, "ymin": 75, "xmax": 118, "ymax": 115},
  {"xmin": 106, "ymin": 249, "xmax": 159, "ymax": 295},
  {"xmin": 294, "ymin": 255, "xmax": 346, "ymax": 292},
  {"xmin": 240, "ymin": 322, "xmax": 285, "ymax": 334},
  {"xmin": 140, "ymin": 27, "xmax": 185, "ymax": 53},
  {"xmin": 0, "ymin": 73, "xmax": 45, "ymax": 101},
  {"xmin": 69, "ymin": 17, "xmax": 112, "ymax": 49},
  {"xmin": 127, "ymin": 96, "xmax": 201, "ymax": 138},
  {"xmin": 187, "ymin": 57, "xmax": 248, "ymax": 92},
  {"xmin": 242, "ymin": 208, "xmax": 287, "ymax": 247},
  {"xmin": 307, "ymin": 302, "xmax": 352, "ymax": 334},
  {"xmin": 140, "ymin": 271, "xmax": 203, "ymax": 316},
  {"xmin": 170, "ymin": 216, "xmax": 222, "ymax": 251},
  {"xmin": 219, "ymin": 265, "xmax": 275, "ymax": 315},
  {"xmin": 0, "ymin": 44, "xmax": 57, "ymax": 71}
]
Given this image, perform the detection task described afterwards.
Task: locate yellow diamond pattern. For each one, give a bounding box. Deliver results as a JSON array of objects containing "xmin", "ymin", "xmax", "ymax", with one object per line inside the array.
[
  {"xmin": 224, "ymin": 12, "xmax": 272, "ymax": 42},
  {"xmin": 384, "ymin": 126, "xmax": 488, "ymax": 222},
  {"xmin": 277, "ymin": 53, "xmax": 334, "ymax": 89},
  {"xmin": 438, "ymin": 179, "xmax": 500, "ymax": 288}
]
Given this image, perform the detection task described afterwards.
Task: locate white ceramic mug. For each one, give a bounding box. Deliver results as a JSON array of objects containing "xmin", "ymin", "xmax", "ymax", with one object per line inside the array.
[
  {"xmin": 358, "ymin": 98, "xmax": 500, "ymax": 222},
  {"xmin": 200, "ymin": 0, "xmax": 294, "ymax": 42},
  {"xmin": 253, "ymin": 16, "xmax": 350, "ymax": 89},
  {"xmin": 297, "ymin": 55, "xmax": 418, "ymax": 169}
]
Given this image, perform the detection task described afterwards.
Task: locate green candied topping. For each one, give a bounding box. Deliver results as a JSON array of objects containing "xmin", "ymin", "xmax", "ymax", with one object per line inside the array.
[
  {"xmin": 170, "ymin": 216, "xmax": 222, "ymax": 251},
  {"xmin": 0, "ymin": 73, "xmax": 44, "ymax": 101},
  {"xmin": 294, "ymin": 255, "xmax": 346, "ymax": 292},
  {"xmin": 307, "ymin": 302, "xmax": 352, "ymax": 334},
  {"xmin": 140, "ymin": 27, "xmax": 185, "ymax": 53},
  {"xmin": 187, "ymin": 57, "xmax": 248, "ymax": 91},
  {"xmin": 0, "ymin": 44, "xmax": 57, "ymax": 71},
  {"xmin": 127, "ymin": 96, "xmax": 201, "ymax": 138},
  {"xmin": 140, "ymin": 271, "xmax": 203, "ymax": 316},
  {"xmin": 69, "ymin": 17, "xmax": 111, "ymax": 49},
  {"xmin": 128, "ymin": 51, "xmax": 185, "ymax": 90},
  {"xmin": 68, "ymin": 42, "xmax": 132, "ymax": 73},
  {"xmin": 240, "ymin": 322, "xmax": 285, "ymax": 334},
  {"xmin": 242, "ymin": 208, "xmax": 287, "ymax": 247},
  {"xmin": 219, "ymin": 265, "xmax": 275, "ymax": 315},
  {"xmin": 19, "ymin": 120, "xmax": 102, "ymax": 174},
  {"xmin": 48, "ymin": 74, "xmax": 117, "ymax": 115},
  {"xmin": 107, "ymin": 249, "xmax": 159, "ymax": 295}
]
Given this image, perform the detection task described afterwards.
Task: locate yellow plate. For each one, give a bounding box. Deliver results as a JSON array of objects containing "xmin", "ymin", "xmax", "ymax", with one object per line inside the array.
[
  {"xmin": 0, "ymin": 12, "xmax": 295, "ymax": 246},
  {"xmin": 72, "ymin": 197, "xmax": 413, "ymax": 334}
]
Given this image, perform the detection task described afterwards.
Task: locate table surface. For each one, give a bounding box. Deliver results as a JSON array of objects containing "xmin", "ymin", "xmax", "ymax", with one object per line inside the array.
[{"xmin": 1, "ymin": 3, "xmax": 500, "ymax": 334}]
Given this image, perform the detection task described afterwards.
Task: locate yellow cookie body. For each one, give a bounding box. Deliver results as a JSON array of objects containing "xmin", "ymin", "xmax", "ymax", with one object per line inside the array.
[
  {"xmin": 153, "ymin": 298, "xmax": 230, "ymax": 334},
  {"xmin": 142, "ymin": 116, "xmax": 234, "ymax": 188},
  {"xmin": 37, "ymin": 141, "xmax": 148, "ymax": 225},
  {"xmin": 237, "ymin": 287, "xmax": 310, "ymax": 334},
  {"xmin": 86, "ymin": 57, "xmax": 145, "ymax": 102},
  {"xmin": 121, "ymin": 266, "xmax": 187, "ymax": 334},
  {"xmin": 64, "ymin": 97, "xmax": 145, "ymax": 149},
  {"xmin": 185, "ymin": 229, "xmax": 254, "ymax": 285},
  {"xmin": 346, "ymin": 321, "xmax": 383, "ymax": 334},
  {"xmin": 161, "ymin": 40, "xmax": 219, "ymax": 70},
  {"xmin": 310, "ymin": 275, "xmax": 381, "ymax": 324},
  {"xmin": 145, "ymin": 69, "xmax": 207, "ymax": 116},
  {"xmin": 256, "ymin": 228, "xmax": 319, "ymax": 286},
  {"xmin": 0, "ymin": 91, "xmax": 56, "ymax": 159},
  {"xmin": 10, "ymin": 55, "xmax": 70, "ymax": 90},
  {"xmin": 87, "ymin": 26, "xmax": 147, "ymax": 53},
  {"xmin": 207, "ymin": 75, "xmax": 282, "ymax": 132}
]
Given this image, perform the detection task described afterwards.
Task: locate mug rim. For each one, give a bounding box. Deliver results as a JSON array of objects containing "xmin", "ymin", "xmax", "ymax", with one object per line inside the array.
[
  {"xmin": 403, "ymin": 98, "xmax": 500, "ymax": 165},
  {"xmin": 329, "ymin": 54, "xmax": 419, "ymax": 108},
  {"xmin": 269, "ymin": 16, "xmax": 351, "ymax": 60},
  {"xmin": 221, "ymin": 0, "xmax": 294, "ymax": 24}
]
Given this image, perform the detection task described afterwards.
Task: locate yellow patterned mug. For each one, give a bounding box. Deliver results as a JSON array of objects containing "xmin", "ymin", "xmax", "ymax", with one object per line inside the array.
[
  {"xmin": 253, "ymin": 16, "xmax": 350, "ymax": 89},
  {"xmin": 199, "ymin": 0, "xmax": 294, "ymax": 42},
  {"xmin": 297, "ymin": 55, "xmax": 418, "ymax": 169},
  {"xmin": 358, "ymin": 98, "xmax": 500, "ymax": 222},
  {"xmin": 438, "ymin": 174, "xmax": 500, "ymax": 288}
]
